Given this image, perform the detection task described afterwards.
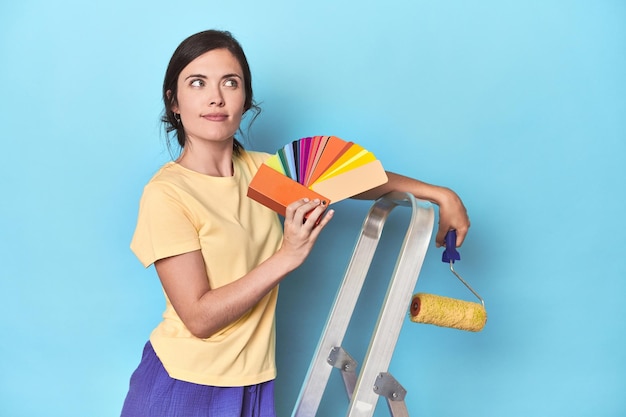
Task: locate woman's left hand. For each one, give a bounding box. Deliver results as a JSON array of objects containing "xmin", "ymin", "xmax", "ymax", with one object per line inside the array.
[{"xmin": 435, "ymin": 188, "xmax": 470, "ymax": 248}]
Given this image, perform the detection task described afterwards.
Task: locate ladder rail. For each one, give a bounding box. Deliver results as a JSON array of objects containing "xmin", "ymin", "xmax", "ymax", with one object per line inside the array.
[
  {"xmin": 347, "ymin": 195, "xmax": 434, "ymax": 417},
  {"xmin": 292, "ymin": 194, "xmax": 398, "ymax": 417},
  {"xmin": 292, "ymin": 192, "xmax": 434, "ymax": 417}
]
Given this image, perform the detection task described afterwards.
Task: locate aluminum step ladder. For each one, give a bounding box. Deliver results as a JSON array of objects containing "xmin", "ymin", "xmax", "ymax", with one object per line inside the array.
[{"xmin": 292, "ymin": 191, "xmax": 435, "ymax": 417}]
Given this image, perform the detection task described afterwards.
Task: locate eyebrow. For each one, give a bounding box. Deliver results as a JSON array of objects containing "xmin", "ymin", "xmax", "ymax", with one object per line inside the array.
[{"xmin": 184, "ymin": 73, "xmax": 243, "ymax": 81}]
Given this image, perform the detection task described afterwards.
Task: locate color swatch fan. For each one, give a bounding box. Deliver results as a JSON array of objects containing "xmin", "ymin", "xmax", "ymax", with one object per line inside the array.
[{"xmin": 247, "ymin": 135, "xmax": 388, "ymax": 216}]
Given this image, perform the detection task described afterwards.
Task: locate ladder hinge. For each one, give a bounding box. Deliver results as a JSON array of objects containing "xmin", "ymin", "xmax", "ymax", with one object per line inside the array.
[
  {"xmin": 327, "ymin": 346, "xmax": 357, "ymax": 372},
  {"xmin": 373, "ymin": 372, "xmax": 407, "ymax": 402}
]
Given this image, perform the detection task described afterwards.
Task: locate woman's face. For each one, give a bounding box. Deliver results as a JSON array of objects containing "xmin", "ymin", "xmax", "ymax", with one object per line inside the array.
[{"xmin": 172, "ymin": 48, "xmax": 246, "ymax": 148}]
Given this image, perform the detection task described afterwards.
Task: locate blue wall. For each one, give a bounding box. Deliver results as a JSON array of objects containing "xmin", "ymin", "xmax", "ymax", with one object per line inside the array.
[{"xmin": 1, "ymin": 1, "xmax": 624, "ymax": 416}]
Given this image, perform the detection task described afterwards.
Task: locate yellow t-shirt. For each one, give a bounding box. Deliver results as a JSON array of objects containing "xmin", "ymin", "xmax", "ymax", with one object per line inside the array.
[{"xmin": 130, "ymin": 150, "xmax": 283, "ymax": 386}]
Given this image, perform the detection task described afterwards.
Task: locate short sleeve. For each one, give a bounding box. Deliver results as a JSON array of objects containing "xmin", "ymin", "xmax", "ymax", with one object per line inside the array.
[{"xmin": 130, "ymin": 182, "xmax": 201, "ymax": 267}]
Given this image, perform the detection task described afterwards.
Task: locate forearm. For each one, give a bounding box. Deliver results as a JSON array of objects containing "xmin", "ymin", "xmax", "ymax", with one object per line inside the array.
[
  {"xmin": 190, "ymin": 251, "xmax": 297, "ymax": 338},
  {"xmin": 353, "ymin": 171, "xmax": 470, "ymax": 247},
  {"xmin": 155, "ymin": 250, "xmax": 295, "ymax": 339},
  {"xmin": 353, "ymin": 171, "xmax": 453, "ymax": 205}
]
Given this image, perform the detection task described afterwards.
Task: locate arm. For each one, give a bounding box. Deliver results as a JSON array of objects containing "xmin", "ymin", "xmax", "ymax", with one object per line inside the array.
[
  {"xmin": 155, "ymin": 198, "xmax": 333, "ymax": 339},
  {"xmin": 352, "ymin": 171, "xmax": 470, "ymax": 248}
]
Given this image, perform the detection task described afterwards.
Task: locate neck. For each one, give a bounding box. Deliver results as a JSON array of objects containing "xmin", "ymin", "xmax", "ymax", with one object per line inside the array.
[{"xmin": 176, "ymin": 141, "xmax": 235, "ymax": 177}]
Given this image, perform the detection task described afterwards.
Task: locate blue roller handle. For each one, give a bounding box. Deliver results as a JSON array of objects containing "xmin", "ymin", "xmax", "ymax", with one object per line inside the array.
[{"xmin": 442, "ymin": 230, "xmax": 461, "ymax": 263}]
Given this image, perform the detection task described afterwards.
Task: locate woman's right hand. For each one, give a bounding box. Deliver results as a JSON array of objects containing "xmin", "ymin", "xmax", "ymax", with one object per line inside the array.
[{"xmin": 278, "ymin": 198, "xmax": 334, "ymax": 270}]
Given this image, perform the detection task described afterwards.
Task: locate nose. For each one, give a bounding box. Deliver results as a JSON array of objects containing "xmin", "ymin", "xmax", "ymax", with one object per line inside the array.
[{"xmin": 208, "ymin": 85, "xmax": 225, "ymax": 107}]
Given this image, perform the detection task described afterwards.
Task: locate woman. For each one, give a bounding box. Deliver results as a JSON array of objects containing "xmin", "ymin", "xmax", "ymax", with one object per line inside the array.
[{"xmin": 121, "ymin": 30, "xmax": 469, "ymax": 417}]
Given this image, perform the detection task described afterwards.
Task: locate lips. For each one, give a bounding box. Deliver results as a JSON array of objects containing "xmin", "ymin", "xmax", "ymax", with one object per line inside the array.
[{"xmin": 202, "ymin": 113, "xmax": 228, "ymax": 121}]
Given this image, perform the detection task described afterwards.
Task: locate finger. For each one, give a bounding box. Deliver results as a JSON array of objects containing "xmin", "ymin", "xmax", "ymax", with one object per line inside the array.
[
  {"xmin": 302, "ymin": 202, "xmax": 330, "ymax": 230},
  {"xmin": 296, "ymin": 199, "xmax": 325, "ymax": 226},
  {"xmin": 307, "ymin": 208, "xmax": 335, "ymax": 241},
  {"xmin": 436, "ymin": 225, "xmax": 469, "ymax": 248},
  {"xmin": 435, "ymin": 227, "xmax": 447, "ymax": 247},
  {"xmin": 315, "ymin": 208, "xmax": 334, "ymax": 230},
  {"xmin": 285, "ymin": 198, "xmax": 313, "ymax": 223},
  {"xmin": 454, "ymin": 226, "xmax": 469, "ymax": 247}
]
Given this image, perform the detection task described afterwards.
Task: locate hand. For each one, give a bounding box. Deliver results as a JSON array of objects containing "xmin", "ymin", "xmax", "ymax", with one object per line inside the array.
[
  {"xmin": 278, "ymin": 198, "xmax": 334, "ymax": 269},
  {"xmin": 435, "ymin": 188, "xmax": 470, "ymax": 248}
]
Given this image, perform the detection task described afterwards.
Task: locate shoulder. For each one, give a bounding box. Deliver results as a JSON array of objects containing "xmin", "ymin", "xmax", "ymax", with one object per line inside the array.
[
  {"xmin": 237, "ymin": 150, "xmax": 272, "ymax": 173},
  {"xmin": 139, "ymin": 162, "xmax": 190, "ymax": 203},
  {"xmin": 146, "ymin": 161, "xmax": 183, "ymax": 184},
  {"xmin": 240, "ymin": 150, "xmax": 272, "ymax": 165}
]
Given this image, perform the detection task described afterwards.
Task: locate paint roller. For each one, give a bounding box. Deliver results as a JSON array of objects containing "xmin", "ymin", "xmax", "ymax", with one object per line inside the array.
[{"xmin": 410, "ymin": 230, "xmax": 487, "ymax": 332}]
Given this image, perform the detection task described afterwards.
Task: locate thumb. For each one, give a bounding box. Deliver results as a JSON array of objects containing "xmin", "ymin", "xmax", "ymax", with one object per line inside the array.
[{"xmin": 435, "ymin": 227, "xmax": 447, "ymax": 247}]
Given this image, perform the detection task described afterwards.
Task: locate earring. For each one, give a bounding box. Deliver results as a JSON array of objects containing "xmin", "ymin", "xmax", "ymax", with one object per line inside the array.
[{"xmin": 174, "ymin": 113, "xmax": 181, "ymax": 124}]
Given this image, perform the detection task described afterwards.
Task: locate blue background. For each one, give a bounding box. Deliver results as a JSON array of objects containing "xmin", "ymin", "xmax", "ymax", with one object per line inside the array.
[{"xmin": 1, "ymin": 1, "xmax": 625, "ymax": 416}]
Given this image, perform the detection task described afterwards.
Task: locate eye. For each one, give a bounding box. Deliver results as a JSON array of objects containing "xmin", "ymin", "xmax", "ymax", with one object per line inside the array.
[
  {"xmin": 190, "ymin": 79, "xmax": 205, "ymax": 87},
  {"xmin": 224, "ymin": 78, "xmax": 239, "ymax": 88}
]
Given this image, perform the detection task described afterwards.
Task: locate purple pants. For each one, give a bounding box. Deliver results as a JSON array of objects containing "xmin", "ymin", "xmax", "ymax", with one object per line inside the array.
[{"xmin": 120, "ymin": 342, "xmax": 276, "ymax": 417}]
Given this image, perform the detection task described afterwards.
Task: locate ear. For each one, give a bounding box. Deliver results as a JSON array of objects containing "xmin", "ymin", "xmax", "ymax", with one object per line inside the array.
[{"xmin": 166, "ymin": 90, "xmax": 179, "ymax": 113}]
